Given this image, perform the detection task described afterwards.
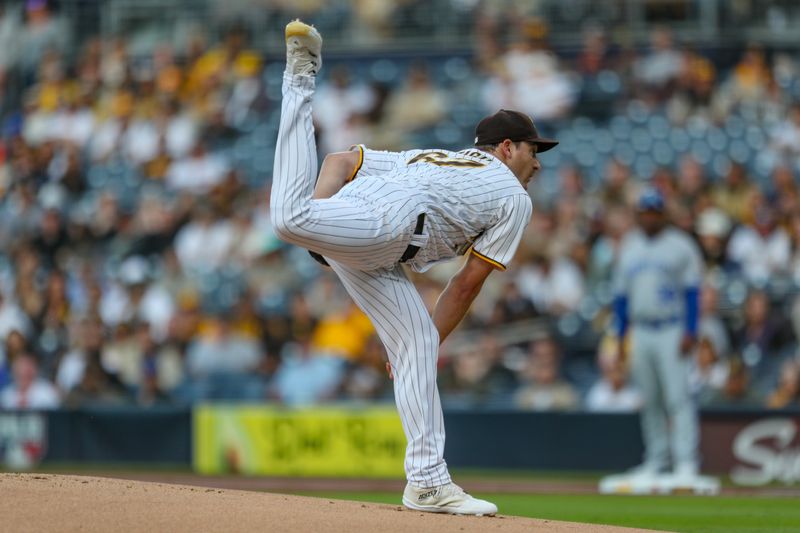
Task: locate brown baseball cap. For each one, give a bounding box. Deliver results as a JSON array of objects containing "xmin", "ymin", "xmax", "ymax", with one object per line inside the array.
[{"xmin": 474, "ymin": 109, "xmax": 558, "ymax": 152}]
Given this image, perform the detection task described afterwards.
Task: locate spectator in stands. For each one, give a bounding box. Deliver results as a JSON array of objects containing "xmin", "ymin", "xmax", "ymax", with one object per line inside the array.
[
  {"xmin": 770, "ymin": 104, "xmax": 800, "ymax": 157},
  {"xmin": 133, "ymin": 322, "xmax": 183, "ymax": 405},
  {"xmin": 314, "ymin": 65, "xmax": 376, "ymax": 154},
  {"xmin": 48, "ymin": 144, "xmax": 86, "ymax": 197},
  {"xmin": 700, "ymin": 357, "xmax": 761, "ymax": 407},
  {"xmin": 342, "ymin": 333, "xmax": 391, "ymax": 401},
  {"xmin": 6, "ymin": 328, "xmax": 28, "ymax": 356},
  {"xmin": 99, "ymin": 321, "xmax": 182, "ymax": 400},
  {"xmin": 440, "ymin": 333, "xmax": 517, "ymax": 403},
  {"xmin": 1, "ymin": 330, "xmax": 30, "ymax": 384},
  {"xmin": 575, "ymin": 26, "xmax": 617, "ymax": 76},
  {"xmin": 488, "ymin": 280, "xmax": 538, "ymax": 325},
  {"xmin": 18, "ymin": 0, "xmax": 72, "ymax": 77},
  {"xmin": 598, "ymin": 159, "xmax": 638, "ymax": 208},
  {"xmin": 514, "ymin": 338, "xmax": 578, "ymax": 411},
  {"xmin": 633, "ymin": 26, "xmax": 684, "ymax": 100},
  {"xmin": 14, "ymin": 248, "xmax": 47, "ymax": 325},
  {"xmin": 88, "ymin": 93, "xmax": 133, "ymax": 162},
  {"xmin": 121, "ymin": 103, "xmax": 160, "ymax": 166},
  {"xmin": 699, "ymin": 283, "xmax": 731, "ymax": 358},
  {"xmin": 271, "ymin": 328, "xmax": 346, "ymax": 407},
  {"xmin": 380, "ymin": 63, "xmax": 447, "ymax": 148},
  {"xmin": 675, "ymin": 156, "xmax": 711, "ymax": 215},
  {"xmin": 516, "ymin": 251, "xmax": 584, "ymax": 315},
  {"xmin": 0, "ymin": 182, "xmax": 42, "ymax": 246},
  {"xmin": 83, "ymin": 192, "xmax": 121, "ymax": 248},
  {"xmin": 483, "ymin": 34, "xmax": 574, "ymax": 124},
  {"xmin": 689, "ymin": 338, "xmax": 728, "ymax": 402},
  {"xmin": 160, "ymin": 99, "xmax": 198, "ymax": 161},
  {"xmin": 99, "ymin": 256, "xmax": 175, "ymax": 342},
  {"xmin": 765, "ymin": 359, "xmax": 800, "ymax": 409},
  {"xmin": 166, "ymin": 141, "xmax": 230, "ymax": 194},
  {"xmin": 309, "ymin": 300, "xmax": 374, "ymax": 361},
  {"xmin": 0, "ymin": 291, "xmax": 32, "ymax": 341},
  {"xmin": 587, "ymin": 205, "xmax": 632, "ymax": 288},
  {"xmin": 33, "ymin": 269, "xmax": 72, "ymax": 375},
  {"xmin": 64, "ymin": 347, "xmax": 128, "ymax": 406},
  {"xmin": 223, "ymin": 42, "xmax": 265, "ymax": 132},
  {"xmin": 696, "ymin": 207, "xmax": 734, "ymax": 274},
  {"xmin": 557, "ymin": 166, "xmax": 587, "ymax": 204},
  {"xmin": 517, "ymin": 207, "xmax": 555, "ymax": 261},
  {"xmin": 767, "ymin": 165, "xmax": 799, "ymax": 222},
  {"xmin": 732, "ymin": 289, "xmax": 795, "ymax": 371},
  {"xmin": 585, "ymin": 339, "xmax": 641, "ymax": 412},
  {"xmin": 667, "ymin": 46, "xmax": 717, "ymax": 123},
  {"xmin": 56, "ymin": 317, "xmax": 103, "ymax": 393},
  {"xmin": 711, "ymin": 162, "xmax": 759, "ymax": 224},
  {"xmin": 127, "ymin": 192, "xmax": 183, "ymax": 258},
  {"xmin": 54, "ymin": 89, "xmax": 95, "ymax": 149},
  {"xmin": 0, "ymin": 353, "xmax": 60, "ymax": 409},
  {"xmin": 185, "ymin": 311, "xmax": 264, "ymax": 400},
  {"xmin": 716, "ymin": 43, "xmax": 771, "ymax": 112},
  {"xmin": 173, "ymin": 203, "xmax": 236, "ymax": 272},
  {"xmin": 550, "ymin": 196, "xmax": 587, "ymax": 259},
  {"xmin": 727, "ymin": 201, "xmax": 791, "ymax": 284},
  {"xmin": 31, "ymin": 207, "xmax": 69, "ymax": 268}
]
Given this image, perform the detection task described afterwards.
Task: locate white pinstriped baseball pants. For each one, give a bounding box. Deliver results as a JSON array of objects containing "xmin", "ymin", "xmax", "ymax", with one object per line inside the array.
[{"xmin": 271, "ymin": 72, "xmax": 451, "ymax": 488}]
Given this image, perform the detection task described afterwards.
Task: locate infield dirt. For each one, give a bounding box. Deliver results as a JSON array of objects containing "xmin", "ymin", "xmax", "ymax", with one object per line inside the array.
[{"xmin": 0, "ymin": 473, "xmax": 663, "ymax": 532}]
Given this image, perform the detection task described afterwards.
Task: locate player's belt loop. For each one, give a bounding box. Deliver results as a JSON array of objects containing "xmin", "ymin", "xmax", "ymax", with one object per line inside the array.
[{"xmin": 399, "ymin": 213, "xmax": 426, "ymax": 263}]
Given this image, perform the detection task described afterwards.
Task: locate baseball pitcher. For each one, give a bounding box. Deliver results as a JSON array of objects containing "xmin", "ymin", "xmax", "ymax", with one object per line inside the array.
[{"xmin": 272, "ymin": 20, "xmax": 557, "ymax": 515}]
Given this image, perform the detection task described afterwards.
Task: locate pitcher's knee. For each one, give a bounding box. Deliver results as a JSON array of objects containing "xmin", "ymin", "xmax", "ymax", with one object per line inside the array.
[
  {"xmin": 425, "ymin": 326, "xmax": 440, "ymax": 353},
  {"xmin": 270, "ymin": 208, "xmax": 309, "ymax": 244},
  {"xmin": 390, "ymin": 323, "xmax": 439, "ymax": 361},
  {"xmin": 414, "ymin": 320, "xmax": 439, "ymax": 356}
]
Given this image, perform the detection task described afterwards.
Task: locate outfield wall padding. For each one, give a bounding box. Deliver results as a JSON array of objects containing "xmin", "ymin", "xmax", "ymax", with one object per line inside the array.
[{"xmin": 2, "ymin": 407, "xmax": 798, "ymax": 484}]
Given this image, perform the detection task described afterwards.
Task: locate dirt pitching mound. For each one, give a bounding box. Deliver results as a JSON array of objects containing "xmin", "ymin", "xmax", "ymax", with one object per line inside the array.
[{"xmin": 0, "ymin": 474, "xmax": 658, "ymax": 533}]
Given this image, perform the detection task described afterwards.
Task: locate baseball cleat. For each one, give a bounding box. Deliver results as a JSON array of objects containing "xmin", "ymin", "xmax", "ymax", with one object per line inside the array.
[
  {"xmin": 402, "ymin": 482, "xmax": 498, "ymax": 516},
  {"xmin": 285, "ymin": 19, "xmax": 322, "ymax": 76}
]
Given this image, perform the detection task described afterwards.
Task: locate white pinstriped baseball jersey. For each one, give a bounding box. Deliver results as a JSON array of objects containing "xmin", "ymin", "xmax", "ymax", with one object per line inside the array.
[{"xmin": 339, "ymin": 145, "xmax": 533, "ymax": 273}]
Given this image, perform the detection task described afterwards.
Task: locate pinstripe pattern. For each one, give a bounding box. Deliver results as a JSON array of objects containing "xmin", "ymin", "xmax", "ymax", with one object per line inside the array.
[
  {"xmin": 329, "ymin": 261, "xmax": 450, "ymax": 487},
  {"xmin": 270, "ymin": 71, "xmax": 532, "ymax": 488},
  {"xmin": 270, "ymin": 73, "xmax": 412, "ymax": 271},
  {"xmin": 343, "ymin": 145, "xmax": 533, "ymax": 273}
]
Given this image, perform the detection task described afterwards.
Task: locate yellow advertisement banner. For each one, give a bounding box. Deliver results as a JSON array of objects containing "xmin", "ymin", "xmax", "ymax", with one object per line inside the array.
[{"xmin": 193, "ymin": 405, "xmax": 407, "ymax": 477}]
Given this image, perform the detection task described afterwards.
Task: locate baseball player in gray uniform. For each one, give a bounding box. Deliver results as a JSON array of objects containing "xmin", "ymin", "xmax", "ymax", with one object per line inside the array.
[
  {"xmin": 612, "ymin": 188, "xmax": 703, "ymax": 484},
  {"xmin": 274, "ymin": 20, "xmax": 557, "ymax": 515}
]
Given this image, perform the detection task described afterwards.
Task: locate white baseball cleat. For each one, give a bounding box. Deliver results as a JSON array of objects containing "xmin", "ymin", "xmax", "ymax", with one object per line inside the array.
[
  {"xmin": 667, "ymin": 463, "xmax": 721, "ymax": 495},
  {"xmin": 598, "ymin": 463, "xmax": 664, "ymax": 494},
  {"xmin": 625, "ymin": 462, "xmax": 663, "ymax": 480},
  {"xmin": 402, "ymin": 482, "xmax": 498, "ymax": 516},
  {"xmin": 285, "ymin": 19, "xmax": 322, "ymax": 76}
]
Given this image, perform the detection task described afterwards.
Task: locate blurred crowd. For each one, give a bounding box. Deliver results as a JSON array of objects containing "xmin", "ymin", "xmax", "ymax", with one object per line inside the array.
[{"xmin": 0, "ymin": 2, "xmax": 799, "ymax": 412}]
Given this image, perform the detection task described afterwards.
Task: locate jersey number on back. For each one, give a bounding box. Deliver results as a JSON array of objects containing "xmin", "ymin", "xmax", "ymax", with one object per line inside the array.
[{"xmin": 407, "ymin": 151, "xmax": 486, "ymax": 168}]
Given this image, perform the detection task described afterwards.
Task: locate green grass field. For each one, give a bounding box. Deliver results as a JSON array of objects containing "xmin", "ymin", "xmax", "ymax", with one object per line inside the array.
[{"xmin": 291, "ymin": 491, "xmax": 800, "ymax": 533}]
